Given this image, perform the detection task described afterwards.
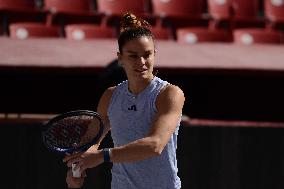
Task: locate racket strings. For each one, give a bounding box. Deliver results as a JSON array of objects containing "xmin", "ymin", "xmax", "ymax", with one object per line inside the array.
[
  {"xmin": 78, "ymin": 117, "xmax": 101, "ymax": 144},
  {"xmin": 44, "ymin": 115, "xmax": 101, "ymax": 150}
]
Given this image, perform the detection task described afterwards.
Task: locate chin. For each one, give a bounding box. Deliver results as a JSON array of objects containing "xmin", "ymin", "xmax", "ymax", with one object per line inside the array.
[
  {"xmin": 128, "ymin": 69, "xmax": 153, "ymax": 80},
  {"xmin": 130, "ymin": 73, "xmax": 147, "ymax": 80},
  {"xmin": 139, "ymin": 73, "xmax": 154, "ymax": 80}
]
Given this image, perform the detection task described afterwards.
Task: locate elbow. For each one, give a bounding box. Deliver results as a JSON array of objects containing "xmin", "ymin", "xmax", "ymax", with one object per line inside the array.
[{"xmin": 149, "ymin": 138, "xmax": 164, "ymax": 156}]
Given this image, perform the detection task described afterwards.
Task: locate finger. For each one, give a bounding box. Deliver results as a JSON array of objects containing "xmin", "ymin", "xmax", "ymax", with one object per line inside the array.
[
  {"xmin": 72, "ymin": 161, "xmax": 88, "ymax": 177},
  {"xmin": 74, "ymin": 161, "xmax": 85, "ymax": 172},
  {"xmin": 63, "ymin": 155, "xmax": 74, "ymax": 163},
  {"xmin": 74, "ymin": 178, "xmax": 84, "ymax": 186},
  {"xmin": 67, "ymin": 178, "xmax": 84, "ymax": 188},
  {"xmin": 67, "ymin": 157, "xmax": 82, "ymax": 167},
  {"xmin": 63, "ymin": 152, "xmax": 82, "ymax": 163},
  {"xmin": 78, "ymin": 163, "xmax": 87, "ymax": 173}
]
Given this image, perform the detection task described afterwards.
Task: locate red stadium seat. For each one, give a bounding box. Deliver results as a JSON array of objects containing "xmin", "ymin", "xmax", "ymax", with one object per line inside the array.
[
  {"xmin": 0, "ymin": 0, "xmax": 46, "ymax": 35},
  {"xmin": 177, "ymin": 27, "xmax": 231, "ymax": 44},
  {"xmin": 151, "ymin": 0, "xmax": 205, "ymax": 17},
  {"xmin": 0, "ymin": 0, "xmax": 35, "ymax": 10},
  {"xmin": 232, "ymin": 0, "xmax": 260, "ymax": 20},
  {"xmin": 97, "ymin": 0, "xmax": 150, "ymax": 16},
  {"xmin": 43, "ymin": 0, "xmax": 102, "ymax": 26},
  {"xmin": 233, "ymin": 28, "xmax": 282, "ymax": 44},
  {"xmin": 151, "ymin": 0, "xmax": 208, "ymax": 29},
  {"xmin": 207, "ymin": 0, "xmax": 231, "ymax": 20},
  {"xmin": 151, "ymin": 26, "xmax": 173, "ymax": 40},
  {"xmin": 44, "ymin": 0, "xmax": 91, "ymax": 13},
  {"xmin": 208, "ymin": 0, "xmax": 264, "ymax": 29},
  {"xmin": 65, "ymin": 24, "xmax": 116, "ymax": 40},
  {"xmin": 96, "ymin": 0, "xmax": 174, "ymax": 40},
  {"xmin": 9, "ymin": 23, "xmax": 60, "ymax": 39},
  {"xmin": 264, "ymin": 0, "xmax": 284, "ymax": 28},
  {"xmin": 96, "ymin": 0, "xmax": 153, "ymax": 28},
  {"xmin": 151, "ymin": 0, "xmax": 232, "ymax": 43},
  {"xmin": 143, "ymin": 17, "xmax": 173, "ymax": 40}
]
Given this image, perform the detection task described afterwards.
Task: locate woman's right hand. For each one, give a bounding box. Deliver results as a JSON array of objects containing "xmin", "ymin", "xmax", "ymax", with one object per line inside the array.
[{"xmin": 66, "ymin": 169, "xmax": 86, "ymax": 188}]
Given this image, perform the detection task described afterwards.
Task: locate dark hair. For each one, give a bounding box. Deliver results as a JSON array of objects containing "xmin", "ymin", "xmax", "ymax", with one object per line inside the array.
[{"xmin": 118, "ymin": 12, "xmax": 155, "ymax": 53}]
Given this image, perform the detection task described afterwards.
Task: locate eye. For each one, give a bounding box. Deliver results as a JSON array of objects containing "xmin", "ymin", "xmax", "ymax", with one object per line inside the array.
[
  {"xmin": 144, "ymin": 53, "xmax": 152, "ymax": 59},
  {"xmin": 129, "ymin": 54, "xmax": 138, "ymax": 59}
]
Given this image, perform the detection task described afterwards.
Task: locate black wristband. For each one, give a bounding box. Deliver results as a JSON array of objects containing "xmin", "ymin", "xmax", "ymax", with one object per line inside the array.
[{"xmin": 103, "ymin": 148, "xmax": 111, "ymax": 162}]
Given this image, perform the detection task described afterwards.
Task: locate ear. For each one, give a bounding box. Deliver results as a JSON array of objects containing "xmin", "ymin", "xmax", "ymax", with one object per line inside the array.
[{"xmin": 117, "ymin": 52, "xmax": 123, "ymax": 66}]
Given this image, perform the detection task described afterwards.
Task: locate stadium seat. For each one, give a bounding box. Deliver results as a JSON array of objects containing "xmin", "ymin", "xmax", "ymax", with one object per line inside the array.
[
  {"xmin": 208, "ymin": 0, "xmax": 265, "ymax": 30},
  {"xmin": 207, "ymin": 0, "xmax": 231, "ymax": 20},
  {"xmin": 151, "ymin": 26, "xmax": 173, "ymax": 40},
  {"xmin": 151, "ymin": 0, "xmax": 205, "ymax": 17},
  {"xmin": 233, "ymin": 28, "xmax": 282, "ymax": 44},
  {"xmin": 0, "ymin": 0, "xmax": 46, "ymax": 35},
  {"xmin": 97, "ymin": 0, "xmax": 150, "ymax": 16},
  {"xmin": 177, "ymin": 27, "xmax": 231, "ymax": 44},
  {"xmin": 96, "ymin": 0, "xmax": 153, "ymax": 28},
  {"xmin": 9, "ymin": 23, "xmax": 60, "ymax": 39},
  {"xmin": 0, "ymin": 0, "xmax": 35, "ymax": 10},
  {"xmin": 97, "ymin": 0, "xmax": 175, "ymax": 40},
  {"xmin": 44, "ymin": 0, "xmax": 91, "ymax": 13},
  {"xmin": 264, "ymin": 0, "xmax": 284, "ymax": 28},
  {"xmin": 65, "ymin": 24, "xmax": 116, "ymax": 40},
  {"xmin": 151, "ymin": 0, "xmax": 208, "ymax": 29},
  {"xmin": 43, "ymin": 0, "xmax": 102, "ymax": 27}
]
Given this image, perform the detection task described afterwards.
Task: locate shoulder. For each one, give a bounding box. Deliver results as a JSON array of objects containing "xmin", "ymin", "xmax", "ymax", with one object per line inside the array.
[
  {"xmin": 97, "ymin": 86, "xmax": 116, "ymax": 114},
  {"xmin": 100, "ymin": 79, "xmax": 128, "ymax": 103},
  {"xmin": 159, "ymin": 84, "xmax": 184, "ymax": 101},
  {"xmin": 156, "ymin": 84, "xmax": 185, "ymax": 110},
  {"xmin": 105, "ymin": 86, "xmax": 117, "ymax": 94},
  {"xmin": 101, "ymin": 86, "xmax": 116, "ymax": 102}
]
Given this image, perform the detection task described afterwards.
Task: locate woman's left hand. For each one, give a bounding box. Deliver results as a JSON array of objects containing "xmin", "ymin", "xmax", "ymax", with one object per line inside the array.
[
  {"xmin": 66, "ymin": 169, "xmax": 86, "ymax": 188},
  {"xmin": 63, "ymin": 147, "xmax": 104, "ymax": 173}
]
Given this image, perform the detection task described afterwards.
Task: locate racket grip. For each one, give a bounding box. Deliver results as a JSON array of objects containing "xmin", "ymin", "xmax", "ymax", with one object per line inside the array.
[{"xmin": 72, "ymin": 163, "xmax": 81, "ymax": 178}]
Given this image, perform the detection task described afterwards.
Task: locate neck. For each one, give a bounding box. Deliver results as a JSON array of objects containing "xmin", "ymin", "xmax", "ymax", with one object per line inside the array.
[{"xmin": 128, "ymin": 75, "xmax": 154, "ymax": 95}]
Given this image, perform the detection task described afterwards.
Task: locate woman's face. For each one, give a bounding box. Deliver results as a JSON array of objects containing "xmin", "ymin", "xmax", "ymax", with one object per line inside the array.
[{"xmin": 118, "ymin": 36, "xmax": 155, "ymax": 81}]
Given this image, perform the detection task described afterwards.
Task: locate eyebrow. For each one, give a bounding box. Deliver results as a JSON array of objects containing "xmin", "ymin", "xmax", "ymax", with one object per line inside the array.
[{"xmin": 126, "ymin": 50, "xmax": 153, "ymax": 54}]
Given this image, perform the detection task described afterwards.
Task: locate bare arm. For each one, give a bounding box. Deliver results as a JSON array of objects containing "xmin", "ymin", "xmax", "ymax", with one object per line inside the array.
[
  {"xmin": 63, "ymin": 87, "xmax": 114, "ymax": 162},
  {"xmin": 110, "ymin": 84, "xmax": 185, "ymax": 162},
  {"xmin": 87, "ymin": 87, "xmax": 114, "ymax": 151},
  {"xmin": 65, "ymin": 85, "xmax": 185, "ymax": 170}
]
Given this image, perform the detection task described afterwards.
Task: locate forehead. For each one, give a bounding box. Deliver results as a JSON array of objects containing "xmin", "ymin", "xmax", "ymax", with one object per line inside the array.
[{"xmin": 122, "ymin": 37, "xmax": 155, "ymax": 53}]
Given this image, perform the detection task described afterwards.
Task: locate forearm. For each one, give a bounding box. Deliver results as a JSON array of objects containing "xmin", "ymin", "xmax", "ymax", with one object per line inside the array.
[
  {"xmin": 109, "ymin": 137, "xmax": 163, "ymax": 163},
  {"xmin": 90, "ymin": 127, "xmax": 110, "ymax": 151}
]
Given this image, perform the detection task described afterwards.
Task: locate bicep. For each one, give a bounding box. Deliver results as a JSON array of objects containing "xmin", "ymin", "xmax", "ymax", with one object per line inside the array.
[
  {"xmin": 96, "ymin": 87, "xmax": 114, "ymax": 143},
  {"xmin": 148, "ymin": 85, "xmax": 185, "ymax": 145}
]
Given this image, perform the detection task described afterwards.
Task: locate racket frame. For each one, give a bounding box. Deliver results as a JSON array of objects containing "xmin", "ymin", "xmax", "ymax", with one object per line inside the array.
[{"xmin": 42, "ymin": 110, "xmax": 104, "ymax": 154}]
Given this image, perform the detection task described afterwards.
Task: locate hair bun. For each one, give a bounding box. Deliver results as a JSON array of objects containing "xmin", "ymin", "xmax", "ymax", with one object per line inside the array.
[{"xmin": 120, "ymin": 12, "xmax": 151, "ymax": 33}]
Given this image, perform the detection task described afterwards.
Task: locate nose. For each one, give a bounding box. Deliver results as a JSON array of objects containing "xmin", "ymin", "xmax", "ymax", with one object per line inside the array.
[{"xmin": 137, "ymin": 56, "xmax": 146, "ymax": 65}]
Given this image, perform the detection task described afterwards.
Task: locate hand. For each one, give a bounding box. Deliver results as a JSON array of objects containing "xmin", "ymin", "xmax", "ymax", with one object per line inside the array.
[
  {"xmin": 63, "ymin": 147, "xmax": 104, "ymax": 173},
  {"xmin": 66, "ymin": 169, "xmax": 86, "ymax": 188}
]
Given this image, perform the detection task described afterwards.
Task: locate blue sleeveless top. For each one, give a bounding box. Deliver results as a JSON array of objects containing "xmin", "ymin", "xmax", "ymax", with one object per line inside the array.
[{"xmin": 107, "ymin": 77, "xmax": 181, "ymax": 189}]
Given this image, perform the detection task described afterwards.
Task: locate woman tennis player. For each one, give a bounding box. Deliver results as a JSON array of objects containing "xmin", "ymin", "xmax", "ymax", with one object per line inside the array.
[{"xmin": 64, "ymin": 12, "xmax": 185, "ymax": 189}]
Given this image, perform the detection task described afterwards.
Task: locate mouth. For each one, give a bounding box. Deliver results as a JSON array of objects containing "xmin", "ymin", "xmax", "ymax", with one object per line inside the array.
[{"xmin": 134, "ymin": 68, "xmax": 148, "ymax": 73}]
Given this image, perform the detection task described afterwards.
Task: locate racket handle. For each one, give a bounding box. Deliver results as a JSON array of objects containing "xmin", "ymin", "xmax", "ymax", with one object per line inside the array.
[{"xmin": 72, "ymin": 163, "xmax": 81, "ymax": 178}]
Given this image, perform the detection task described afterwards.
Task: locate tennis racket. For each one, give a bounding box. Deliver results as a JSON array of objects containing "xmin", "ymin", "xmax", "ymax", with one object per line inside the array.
[{"xmin": 42, "ymin": 110, "xmax": 104, "ymax": 178}]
